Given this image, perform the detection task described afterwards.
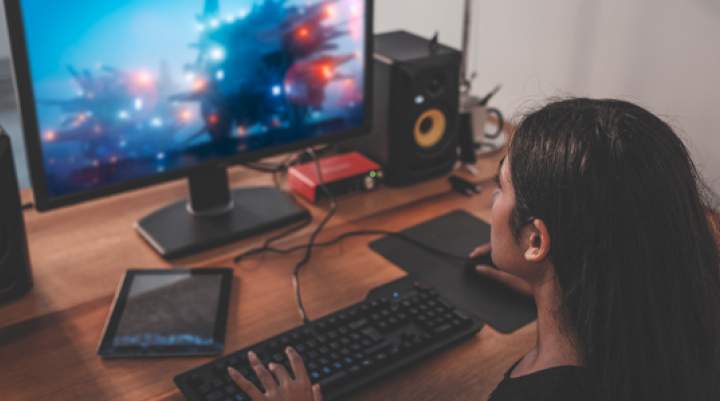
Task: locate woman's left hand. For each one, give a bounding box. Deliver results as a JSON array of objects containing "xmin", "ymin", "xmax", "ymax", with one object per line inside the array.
[{"xmin": 228, "ymin": 347, "xmax": 322, "ymax": 401}]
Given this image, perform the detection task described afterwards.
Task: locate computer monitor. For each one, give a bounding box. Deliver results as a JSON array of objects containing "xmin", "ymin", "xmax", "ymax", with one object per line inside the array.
[{"xmin": 5, "ymin": 0, "xmax": 373, "ymax": 258}]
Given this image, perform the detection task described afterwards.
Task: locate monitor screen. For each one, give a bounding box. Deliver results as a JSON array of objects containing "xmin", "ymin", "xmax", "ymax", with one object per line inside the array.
[{"xmin": 15, "ymin": 0, "xmax": 367, "ymax": 200}]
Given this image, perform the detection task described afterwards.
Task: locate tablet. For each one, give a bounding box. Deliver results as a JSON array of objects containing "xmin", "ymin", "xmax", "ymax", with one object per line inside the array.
[{"xmin": 98, "ymin": 268, "xmax": 233, "ymax": 358}]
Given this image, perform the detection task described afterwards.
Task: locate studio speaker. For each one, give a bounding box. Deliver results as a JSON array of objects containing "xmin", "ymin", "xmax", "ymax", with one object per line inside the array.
[
  {"xmin": 0, "ymin": 131, "xmax": 33, "ymax": 304},
  {"xmin": 342, "ymin": 31, "xmax": 461, "ymax": 185}
]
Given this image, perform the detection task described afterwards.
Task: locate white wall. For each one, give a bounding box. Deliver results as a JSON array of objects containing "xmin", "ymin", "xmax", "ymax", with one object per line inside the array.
[
  {"xmin": 376, "ymin": 0, "xmax": 720, "ymax": 196},
  {"xmin": 1, "ymin": 0, "xmax": 718, "ymax": 194}
]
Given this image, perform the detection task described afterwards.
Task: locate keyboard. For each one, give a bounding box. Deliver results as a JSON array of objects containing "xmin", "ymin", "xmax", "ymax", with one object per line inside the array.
[{"xmin": 174, "ymin": 277, "xmax": 484, "ymax": 401}]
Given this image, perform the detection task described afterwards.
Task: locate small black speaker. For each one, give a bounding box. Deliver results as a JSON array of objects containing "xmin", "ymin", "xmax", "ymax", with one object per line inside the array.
[
  {"xmin": 0, "ymin": 131, "xmax": 33, "ymax": 304},
  {"xmin": 342, "ymin": 31, "xmax": 461, "ymax": 185}
]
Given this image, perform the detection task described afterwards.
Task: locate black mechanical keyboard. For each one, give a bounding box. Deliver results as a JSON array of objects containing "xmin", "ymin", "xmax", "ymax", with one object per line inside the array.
[{"xmin": 174, "ymin": 277, "xmax": 484, "ymax": 401}]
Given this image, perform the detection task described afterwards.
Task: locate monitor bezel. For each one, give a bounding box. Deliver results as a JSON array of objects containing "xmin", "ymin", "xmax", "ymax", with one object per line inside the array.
[{"xmin": 4, "ymin": 0, "xmax": 374, "ymax": 211}]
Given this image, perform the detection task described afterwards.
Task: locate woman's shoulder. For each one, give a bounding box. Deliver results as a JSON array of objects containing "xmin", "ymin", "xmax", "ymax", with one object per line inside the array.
[{"xmin": 488, "ymin": 364, "xmax": 587, "ymax": 401}]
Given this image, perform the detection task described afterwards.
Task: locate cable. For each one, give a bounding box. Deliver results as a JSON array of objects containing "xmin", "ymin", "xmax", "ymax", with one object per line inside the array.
[
  {"xmin": 291, "ymin": 147, "xmax": 337, "ymax": 323},
  {"xmin": 237, "ymin": 146, "xmax": 337, "ymax": 323},
  {"xmin": 233, "ymin": 216, "xmax": 312, "ymax": 263},
  {"xmin": 240, "ymin": 161, "xmax": 285, "ymax": 173},
  {"xmin": 234, "ymin": 229, "xmax": 468, "ymax": 263},
  {"xmin": 235, "ymin": 147, "xmax": 470, "ymax": 323},
  {"xmin": 233, "ymin": 150, "xmax": 313, "ymax": 256},
  {"xmin": 240, "ymin": 145, "xmax": 333, "ymax": 175},
  {"xmin": 272, "ymin": 152, "xmax": 300, "ymax": 190}
]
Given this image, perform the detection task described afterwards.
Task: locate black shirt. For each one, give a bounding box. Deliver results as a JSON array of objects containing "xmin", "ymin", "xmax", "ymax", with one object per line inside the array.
[{"xmin": 488, "ymin": 362, "xmax": 586, "ymax": 401}]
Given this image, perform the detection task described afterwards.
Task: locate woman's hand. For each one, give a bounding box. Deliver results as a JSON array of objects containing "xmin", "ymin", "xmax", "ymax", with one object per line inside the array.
[
  {"xmin": 469, "ymin": 244, "xmax": 533, "ymax": 297},
  {"xmin": 228, "ymin": 347, "xmax": 322, "ymax": 401}
]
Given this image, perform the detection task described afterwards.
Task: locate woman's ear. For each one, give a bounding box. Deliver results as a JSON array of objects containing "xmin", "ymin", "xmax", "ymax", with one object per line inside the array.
[{"xmin": 524, "ymin": 218, "xmax": 551, "ymax": 262}]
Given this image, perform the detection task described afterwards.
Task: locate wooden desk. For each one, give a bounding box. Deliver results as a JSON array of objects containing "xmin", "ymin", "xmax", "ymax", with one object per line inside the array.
[{"xmin": 0, "ymin": 150, "xmax": 535, "ymax": 401}]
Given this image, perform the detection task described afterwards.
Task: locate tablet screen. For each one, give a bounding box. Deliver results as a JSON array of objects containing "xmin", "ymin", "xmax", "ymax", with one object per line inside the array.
[{"xmin": 98, "ymin": 269, "xmax": 232, "ymax": 358}]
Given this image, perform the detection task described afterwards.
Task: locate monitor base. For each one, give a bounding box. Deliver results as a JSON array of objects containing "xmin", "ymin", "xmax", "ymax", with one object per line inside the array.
[{"xmin": 136, "ymin": 186, "xmax": 310, "ymax": 259}]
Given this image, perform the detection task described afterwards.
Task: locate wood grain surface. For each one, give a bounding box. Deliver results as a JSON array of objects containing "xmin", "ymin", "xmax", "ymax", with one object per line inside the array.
[{"xmin": 1, "ymin": 148, "xmax": 537, "ymax": 401}]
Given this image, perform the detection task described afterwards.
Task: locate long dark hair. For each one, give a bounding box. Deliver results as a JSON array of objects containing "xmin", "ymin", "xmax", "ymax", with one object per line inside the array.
[{"xmin": 509, "ymin": 98, "xmax": 720, "ymax": 401}]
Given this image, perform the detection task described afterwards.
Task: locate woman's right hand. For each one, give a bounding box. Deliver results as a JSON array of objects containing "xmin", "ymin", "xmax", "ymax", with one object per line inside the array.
[{"xmin": 469, "ymin": 244, "xmax": 533, "ymax": 297}]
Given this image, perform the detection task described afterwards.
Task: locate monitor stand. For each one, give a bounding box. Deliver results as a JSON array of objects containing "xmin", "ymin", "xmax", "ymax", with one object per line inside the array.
[{"xmin": 135, "ymin": 166, "xmax": 310, "ymax": 259}]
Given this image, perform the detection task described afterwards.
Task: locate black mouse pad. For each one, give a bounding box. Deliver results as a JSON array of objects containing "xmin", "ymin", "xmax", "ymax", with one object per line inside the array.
[{"xmin": 370, "ymin": 209, "xmax": 536, "ymax": 333}]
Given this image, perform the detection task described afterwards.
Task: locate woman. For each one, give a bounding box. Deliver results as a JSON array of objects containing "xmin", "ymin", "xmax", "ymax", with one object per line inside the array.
[{"xmin": 228, "ymin": 98, "xmax": 720, "ymax": 401}]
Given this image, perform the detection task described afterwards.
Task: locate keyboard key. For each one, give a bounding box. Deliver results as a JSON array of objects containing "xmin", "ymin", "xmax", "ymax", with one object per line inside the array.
[
  {"xmin": 348, "ymin": 318, "xmax": 368, "ymax": 329},
  {"xmin": 362, "ymin": 328, "xmax": 382, "ymax": 342},
  {"xmin": 365, "ymin": 340, "xmax": 391, "ymax": 355}
]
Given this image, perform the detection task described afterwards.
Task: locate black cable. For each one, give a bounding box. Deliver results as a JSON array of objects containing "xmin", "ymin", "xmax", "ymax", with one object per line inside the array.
[
  {"xmin": 233, "ymin": 150, "xmax": 312, "ymax": 256},
  {"xmin": 240, "ymin": 145, "xmax": 331, "ymax": 175},
  {"xmin": 233, "ymin": 216, "xmax": 313, "ymax": 263},
  {"xmin": 272, "ymin": 152, "xmax": 301, "ymax": 190},
  {"xmin": 235, "ymin": 146, "xmax": 471, "ymax": 322},
  {"xmin": 291, "ymin": 147, "xmax": 337, "ymax": 324},
  {"xmin": 234, "ymin": 229, "xmax": 468, "ymax": 263},
  {"xmin": 240, "ymin": 161, "xmax": 285, "ymax": 173},
  {"xmin": 235, "ymin": 146, "xmax": 337, "ymax": 323}
]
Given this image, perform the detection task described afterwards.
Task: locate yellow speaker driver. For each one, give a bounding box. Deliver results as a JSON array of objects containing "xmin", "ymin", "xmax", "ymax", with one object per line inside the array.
[{"xmin": 414, "ymin": 108, "xmax": 446, "ymax": 149}]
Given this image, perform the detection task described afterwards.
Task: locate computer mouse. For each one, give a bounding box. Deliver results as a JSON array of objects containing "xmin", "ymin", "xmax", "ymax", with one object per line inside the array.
[{"xmin": 464, "ymin": 252, "xmax": 496, "ymax": 274}]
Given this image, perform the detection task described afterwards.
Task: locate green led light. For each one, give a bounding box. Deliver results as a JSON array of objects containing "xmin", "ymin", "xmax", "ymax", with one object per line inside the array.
[{"xmin": 370, "ymin": 171, "xmax": 377, "ymax": 178}]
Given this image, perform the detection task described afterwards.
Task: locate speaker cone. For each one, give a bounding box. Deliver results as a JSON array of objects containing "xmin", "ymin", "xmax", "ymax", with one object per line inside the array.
[
  {"xmin": 425, "ymin": 72, "xmax": 447, "ymax": 97},
  {"xmin": 414, "ymin": 108, "xmax": 447, "ymax": 149}
]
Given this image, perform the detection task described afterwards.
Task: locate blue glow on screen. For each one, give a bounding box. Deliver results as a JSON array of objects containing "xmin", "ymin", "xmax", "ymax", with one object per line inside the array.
[{"xmin": 19, "ymin": 0, "xmax": 366, "ymax": 197}]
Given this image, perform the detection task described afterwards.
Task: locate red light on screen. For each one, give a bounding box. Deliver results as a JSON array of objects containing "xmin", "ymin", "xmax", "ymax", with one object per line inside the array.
[{"xmin": 297, "ymin": 27, "xmax": 310, "ymax": 39}]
